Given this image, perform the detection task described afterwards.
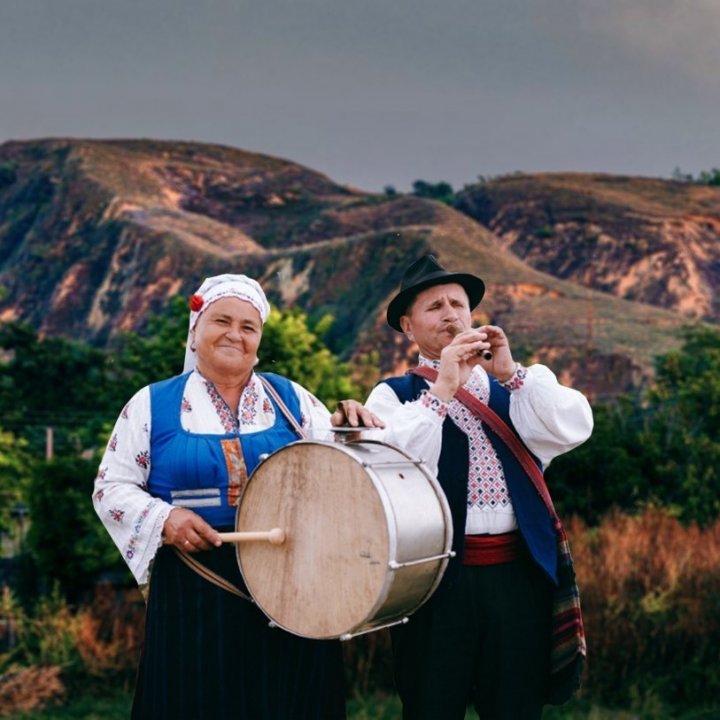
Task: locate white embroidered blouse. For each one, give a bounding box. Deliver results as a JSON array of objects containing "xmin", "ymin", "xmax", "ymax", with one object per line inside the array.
[{"xmin": 93, "ymin": 371, "xmax": 336, "ymax": 587}]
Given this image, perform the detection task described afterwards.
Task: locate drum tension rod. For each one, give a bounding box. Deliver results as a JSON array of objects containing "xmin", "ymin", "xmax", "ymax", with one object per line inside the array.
[
  {"xmin": 339, "ymin": 617, "xmax": 410, "ymax": 641},
  {"xmin": 360, "ymin": 459, "xmax": 426, "ymax": 468},
  {"xmin": 389, "ymin": 551, "xmax": 456, "ymax": 570}
]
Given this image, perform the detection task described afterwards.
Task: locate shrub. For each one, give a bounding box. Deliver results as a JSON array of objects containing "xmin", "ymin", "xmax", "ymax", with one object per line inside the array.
[{"xmin": 570, "ymin": 509, "xmax": 720, "ymax": 707}]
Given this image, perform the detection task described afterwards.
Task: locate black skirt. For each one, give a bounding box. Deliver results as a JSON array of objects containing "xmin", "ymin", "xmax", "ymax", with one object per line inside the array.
[{"xmin": 132, "ymin": 544, "xmax": 346, "ymax": 720}]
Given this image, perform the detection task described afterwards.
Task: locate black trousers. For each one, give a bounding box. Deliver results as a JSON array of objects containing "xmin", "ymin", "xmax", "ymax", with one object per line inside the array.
[{"xmin": 391, "ymin": 555, "xmax": 554, "ymax": 720}]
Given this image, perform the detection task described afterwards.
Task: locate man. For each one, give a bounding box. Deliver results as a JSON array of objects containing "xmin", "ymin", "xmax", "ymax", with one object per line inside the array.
[{"xmin": 365, "ymin": 254, "xmax": 593, "ymax": 719}]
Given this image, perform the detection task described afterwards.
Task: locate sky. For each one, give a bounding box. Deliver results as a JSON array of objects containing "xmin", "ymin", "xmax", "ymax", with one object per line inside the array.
[{"xmin": 1, "ymin": 0, "xmax": 718, "ymax": 193}]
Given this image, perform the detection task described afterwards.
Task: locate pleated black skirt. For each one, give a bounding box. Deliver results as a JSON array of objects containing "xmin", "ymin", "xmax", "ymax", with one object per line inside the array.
[{"xmin": 132, "ymin": 544, "xmax": 346, "ymax": 720}]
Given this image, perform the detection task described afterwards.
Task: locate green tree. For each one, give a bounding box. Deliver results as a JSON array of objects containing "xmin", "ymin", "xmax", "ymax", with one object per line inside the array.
[
  {"xmin": 110, "ymin": 295, "xmax": 189, "ymax": 392},
  {"xmin": 0, "ymin": 323, "xmax": 123, "ymax": 456},
  {"xmin": 548, "ymin": 325, "xmax": 720, "ymax": 526},
  {"xmin": 698, "ymin": 167, "xmax": 720, "ymax": 186},
  {"xmin": 411, "ymin": 179, "xmax": 456, "ymax": 205},
  {"xmin": 0, "ymin": 429, "xmax": 31, "ymax": 536},
  {"xmin": 25, "ymin": 456, "xmax": 130, "ymax": 599},
  {"xmin": 639, "ymin": 325, "xmax": 720, "ymax": 524},
  {"xmin": 547, "ymin": 397, "xmax": 650, "ymax": 524},
  {"xmin": 258, "ymin": 306, "xmax": 361, "ymax": 407}
]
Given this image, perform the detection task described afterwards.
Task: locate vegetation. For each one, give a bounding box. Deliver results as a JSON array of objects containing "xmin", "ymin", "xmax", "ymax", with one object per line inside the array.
[
  {"xmin": 2, "ymin": 511, "xmax": 719, "ymax": 717},
  {"xmin": 672, "ymin": 166, "xmax": 720, "ymax": 186},
  {"xmin": 0, "ymin": 303, "xmax": 719, "ymax": 716},
  {"xmin": 411, "ymin": 179, "xmax": 456, "ymax": 205},
  {"xmin": 546, "ymin": 326, "xmax": 720, "ymax": 527}
]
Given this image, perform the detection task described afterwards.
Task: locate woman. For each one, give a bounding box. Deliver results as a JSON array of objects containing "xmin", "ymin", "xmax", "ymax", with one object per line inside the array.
[{"xmin": 93, "ymin": 273, "xmax": 382, "ymax": 720}]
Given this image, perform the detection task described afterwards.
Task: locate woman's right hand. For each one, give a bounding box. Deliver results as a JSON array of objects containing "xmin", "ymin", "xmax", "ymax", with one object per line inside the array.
[{"xmin": 162, "ymin": 507, "xmax": 222, "ymax": 552}]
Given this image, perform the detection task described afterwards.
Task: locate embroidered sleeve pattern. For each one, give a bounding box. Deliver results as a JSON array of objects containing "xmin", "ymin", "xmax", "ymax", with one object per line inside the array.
[
  {"xmin": 501, "ymin": 363, "xmax": 528, "ymax": 392},
  {"xmin": 420, "ymin": 389, "xmax": 449, "ymax": 419}
]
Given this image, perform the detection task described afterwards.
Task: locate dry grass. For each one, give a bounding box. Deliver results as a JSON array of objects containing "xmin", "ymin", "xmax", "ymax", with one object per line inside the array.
[
  {"xmin": 0, "ymin": 665, "xmax": 64, "ymax": 717},
  {"xmin": 569, "ymin": 509, "xmax": 720, "ymax": 704},
  {"xmin": 74, "ymin": 584, "xmax": 144, "ymax": 679},
  {"xmin": 2, "ymin": 509, "xmax": 718, "ymax": 714}
]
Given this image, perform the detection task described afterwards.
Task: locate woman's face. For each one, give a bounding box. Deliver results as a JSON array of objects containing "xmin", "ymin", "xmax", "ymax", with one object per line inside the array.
[{"xmin": 192, "ymin": 297, "xmax": 262, "ymax": 379}]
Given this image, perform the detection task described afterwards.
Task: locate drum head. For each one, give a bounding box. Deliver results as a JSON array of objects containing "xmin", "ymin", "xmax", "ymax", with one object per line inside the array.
[{"xmin": 236, "ymin": 442, "xmax": 390, "ymax": 639}]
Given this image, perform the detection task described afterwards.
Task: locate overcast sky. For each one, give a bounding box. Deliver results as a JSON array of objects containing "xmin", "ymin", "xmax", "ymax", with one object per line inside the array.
[{"xmin": 1, "ymin": 0, "xmax": 718, "ymax": 192}]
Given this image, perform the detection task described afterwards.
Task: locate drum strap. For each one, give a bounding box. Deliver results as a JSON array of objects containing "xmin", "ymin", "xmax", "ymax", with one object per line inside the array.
[
  {"xmin": 173, "ymin": 547, "xmax": 252, "ymax": 602},
  {"xmin": 259, "ymin": 375, "xmax": 308, "ymax": 439}
]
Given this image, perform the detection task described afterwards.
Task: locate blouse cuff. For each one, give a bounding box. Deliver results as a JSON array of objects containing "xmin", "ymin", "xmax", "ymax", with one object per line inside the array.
[
  {"xmin": 419, "ymin": 389, "xmax": 449, "ymax": 419},
  {"xmin": 501, "ymin": 363, "xmax": 529, "ymax": 392}
]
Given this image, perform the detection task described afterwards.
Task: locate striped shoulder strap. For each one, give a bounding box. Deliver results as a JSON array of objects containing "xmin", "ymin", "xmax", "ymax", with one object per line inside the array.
[{"xmin": 258, "ymin": 374, "xmax": 308, "ymax": 439}]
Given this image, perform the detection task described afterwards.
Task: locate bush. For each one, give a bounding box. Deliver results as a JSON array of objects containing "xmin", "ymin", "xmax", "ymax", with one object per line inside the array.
[{"xmin": 570, "ymin": 509, "xmax": 720, "ymax": 707}]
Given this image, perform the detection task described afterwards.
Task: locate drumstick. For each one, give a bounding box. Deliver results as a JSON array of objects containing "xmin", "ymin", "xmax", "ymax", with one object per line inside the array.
[
  {"xmin": 218, "ymin": 528, "xmax": 286, "ymax": 545},
  {"xmin": 447, "ymin": 324, "xmax": 493, "ymax": 361}
]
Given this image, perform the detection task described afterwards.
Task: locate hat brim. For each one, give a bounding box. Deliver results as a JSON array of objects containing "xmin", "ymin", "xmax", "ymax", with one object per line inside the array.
[{"xmin": 387, "ymin": 272, "xmax": 486, "ymax": 332}]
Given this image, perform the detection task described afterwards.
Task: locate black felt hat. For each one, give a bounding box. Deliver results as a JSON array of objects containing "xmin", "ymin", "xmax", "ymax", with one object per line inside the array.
[{"xmin": 386, "ymin": 254, "xmax": 485, "ymax": 331}]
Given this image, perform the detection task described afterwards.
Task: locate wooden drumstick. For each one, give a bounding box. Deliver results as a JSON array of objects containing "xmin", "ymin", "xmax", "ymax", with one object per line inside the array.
[
  {"xmin": 447, "ymin": 324, "xmax": 493, "ymax": 361},
  {"xmin": 218, "ymin": 528, "xmax": 286, "ymax": 545}
]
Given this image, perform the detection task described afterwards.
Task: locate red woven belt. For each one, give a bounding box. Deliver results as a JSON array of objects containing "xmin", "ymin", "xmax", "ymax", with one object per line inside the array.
[{"xmin": 463, "ymin": 531, "xmax": 525, "ymax": 566}]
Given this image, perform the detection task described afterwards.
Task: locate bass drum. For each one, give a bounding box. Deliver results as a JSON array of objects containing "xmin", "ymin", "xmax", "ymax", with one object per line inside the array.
[{"xmin": 235, "ymin": 439, "xmax": 453, "ymax": 640}]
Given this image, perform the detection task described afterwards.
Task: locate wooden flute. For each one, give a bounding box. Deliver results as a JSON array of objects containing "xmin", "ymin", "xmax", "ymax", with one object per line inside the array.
[{"xmin": 447, "ymin": 324, "xmax": 493, "ymax": 361}]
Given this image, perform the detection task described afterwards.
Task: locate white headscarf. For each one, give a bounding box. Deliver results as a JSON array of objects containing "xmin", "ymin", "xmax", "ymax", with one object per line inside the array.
[{"xmin": 183, "ymin": 273, "xmax": 271, "ymax": 372}]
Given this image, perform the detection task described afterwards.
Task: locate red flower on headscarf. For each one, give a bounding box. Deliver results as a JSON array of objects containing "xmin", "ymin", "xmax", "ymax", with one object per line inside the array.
[{"xmin": 189, "ymin": 294, "xmax": 204, "ymax": 312}]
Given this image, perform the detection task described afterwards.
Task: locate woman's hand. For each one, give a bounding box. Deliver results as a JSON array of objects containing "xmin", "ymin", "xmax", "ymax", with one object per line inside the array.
[
  {"xmin": 331, "ymin": 400, "xmax": 385, "ymax": 429},
  {"xmin": 162, "ymin": 507, "xmax": 222, "ymax": 552}
]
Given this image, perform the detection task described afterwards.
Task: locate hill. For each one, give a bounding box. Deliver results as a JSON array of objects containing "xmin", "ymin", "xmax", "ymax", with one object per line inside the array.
[
  {"xmin": 0, "ymin": 139, "xmax": 712, "ymax": 400},
  {"xmin": 456, "ymin": 173, "xmax": 720, "ymax": 322}
]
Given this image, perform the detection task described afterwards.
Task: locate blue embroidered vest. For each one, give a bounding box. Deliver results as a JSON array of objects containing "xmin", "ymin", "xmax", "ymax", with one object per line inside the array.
[
  {"xmin": 383, "ymin": 374, "xmax": 558, "ymax": 585},
  {"xmin": 148, "ymin": 372, "xmax": 302, "ymax": 528}
]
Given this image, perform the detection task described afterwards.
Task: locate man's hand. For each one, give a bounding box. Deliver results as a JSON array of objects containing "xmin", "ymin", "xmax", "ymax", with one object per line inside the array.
[
  {"xmin": 162, "ymin": 507, "xmax": 222, "ymax": 552},
  {"xmin": 476, "ymin": 325, "xmax": 516, "ymax": 382},
  {"xmin": 432, "ymin": 324, "xmax": 516, "ymax": 400}
]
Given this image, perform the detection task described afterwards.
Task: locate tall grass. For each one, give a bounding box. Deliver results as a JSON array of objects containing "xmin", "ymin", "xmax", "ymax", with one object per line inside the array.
[
  {"xmin": 570, "ymin": 509, "xmax": 720, "ymax": 707},
  {"xmin": 2, "ymin": 508, "xmax": 719, "ymax": 717}
]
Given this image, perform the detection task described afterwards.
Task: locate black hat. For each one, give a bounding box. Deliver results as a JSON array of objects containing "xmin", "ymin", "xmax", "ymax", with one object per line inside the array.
[{"xmin": 387, "ymin": 254, "xmax": 485, "ymax": 332}]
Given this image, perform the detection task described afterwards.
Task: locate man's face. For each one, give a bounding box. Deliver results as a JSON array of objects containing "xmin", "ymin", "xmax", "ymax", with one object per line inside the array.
[{"xmin": 400, "ymin": 282, "xmax": 471, "ymax": 359}]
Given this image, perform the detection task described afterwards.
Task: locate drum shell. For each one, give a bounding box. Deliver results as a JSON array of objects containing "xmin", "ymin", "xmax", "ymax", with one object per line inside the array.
[{"xmin": 235, "ymin": 440, "xmax": 453, "ymax": 640}]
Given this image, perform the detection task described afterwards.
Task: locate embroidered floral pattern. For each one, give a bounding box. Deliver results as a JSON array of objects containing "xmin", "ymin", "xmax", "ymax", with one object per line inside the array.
[
  {"xmin": 121, "ymin": 403, "xmax": 130, "ymax": 419},
  {"xmin": 203, "ymin": 379, "xmax": 238, "ymax": 432},
  {"xmin": 239, "ymin": 380, "xmax": 260, "ymax": 425},
  {"xmin": 420, "ymin": 389, "xmax": 449, "ymax": 419},
  {"xmin": 181, "ymin": 396, "xmax": 193, "ymax": 413},
  {"xmin": 135, "ymin": 450, "xmax": 150, "ymax": 469},
  {"xmin": 420, "ymin": 357, "xmax": 511, "ymax": 511},
  {"xmin": 109, "ymin": 508, "xmax": 125, "ymax": 522},
  {"xmin": 502, "ymin": 363, "xmax": 528, "ymax": 392},
  {"xmin": 108, "ymin": 434, "xmax": 118, "ymax": 451},
  {"xmin": 125, "ymin": 500, "xmax": 156, "ymax": 561},
  {"xmin": 222, "ymin": 438, "xmax": 248, "ymax": 507}
]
